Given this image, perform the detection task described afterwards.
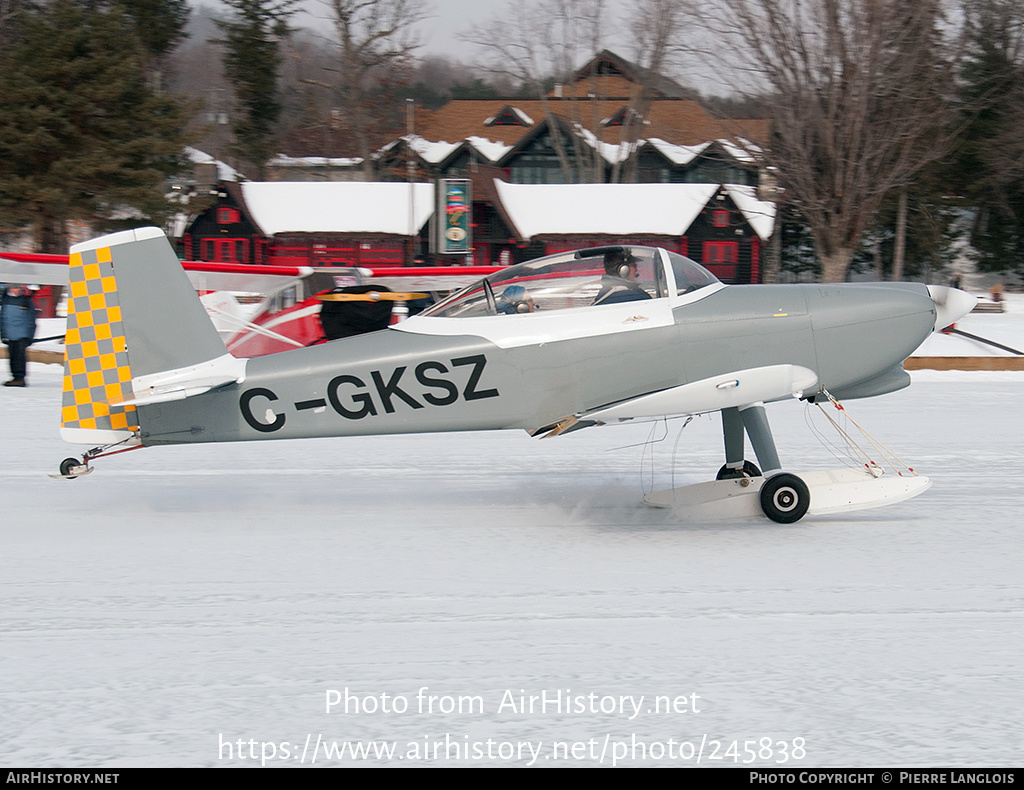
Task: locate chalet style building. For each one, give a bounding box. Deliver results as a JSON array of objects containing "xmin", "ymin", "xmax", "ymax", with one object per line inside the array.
[
  {"xmin": 182, "ymin": 50, "xmax": 776, "ymax": 282},
  {"xmin": 182, "ymin": 177, "xmax": 773, "ymax": 283},
  {"xmin": 181, "ymin": 181, "xmax": 433, "ymax": 268},
  {"xmin": 374, "ymin": 50, "xmax": 768, "ymax": 186},
  {"xmin": 267, "ymin": 50, "xmax": 769, "ymax": 187}
]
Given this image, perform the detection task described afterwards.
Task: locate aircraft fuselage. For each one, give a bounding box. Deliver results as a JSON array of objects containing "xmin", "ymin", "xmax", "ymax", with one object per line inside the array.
[{"xmin": 136, "ymin": 282, "xmax": 937, "ymax": 446}]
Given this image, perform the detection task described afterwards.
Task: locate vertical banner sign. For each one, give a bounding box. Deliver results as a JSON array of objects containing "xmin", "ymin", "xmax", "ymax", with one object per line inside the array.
[{"xmin": 436, "ymin": 179, "xmax": 472, "ymax": 255}]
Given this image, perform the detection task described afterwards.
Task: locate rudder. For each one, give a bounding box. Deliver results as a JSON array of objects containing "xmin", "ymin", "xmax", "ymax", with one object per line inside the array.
[{"xmin": 61, "ymin": 227, "xmax": 233, "ymax": 445}]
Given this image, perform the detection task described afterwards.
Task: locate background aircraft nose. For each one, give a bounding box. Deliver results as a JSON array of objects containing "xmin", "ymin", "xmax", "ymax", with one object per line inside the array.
[{"xmin": 926, "ymin": 285, "xmax": 977, "ymax": 332}]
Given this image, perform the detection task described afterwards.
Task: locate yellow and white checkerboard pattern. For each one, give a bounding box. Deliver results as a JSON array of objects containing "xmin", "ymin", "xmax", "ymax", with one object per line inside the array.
[{"xmin": 61, "ymin": 246, "xmax": 139, "ymax": 434}]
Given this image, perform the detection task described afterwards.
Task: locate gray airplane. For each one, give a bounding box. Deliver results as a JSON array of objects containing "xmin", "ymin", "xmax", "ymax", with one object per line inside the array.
[{"xmin": 55, "ymin": 227, "xmax": 975, "ymax": 523}]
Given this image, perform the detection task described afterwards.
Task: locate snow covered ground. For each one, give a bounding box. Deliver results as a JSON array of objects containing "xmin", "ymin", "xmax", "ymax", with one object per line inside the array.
[
  {"xmin": 2, "ymin": 302, "xmax": 1023, "ymax": 767},
  {"xmin": 914, "ymin": 293, "xmax": 1024, "ymax": 357}
]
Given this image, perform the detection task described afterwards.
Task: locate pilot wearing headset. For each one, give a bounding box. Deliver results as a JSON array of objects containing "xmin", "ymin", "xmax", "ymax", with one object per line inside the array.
[{"xmin": 593, "ymin": 248, "xmax": 652, "ymax": 305}]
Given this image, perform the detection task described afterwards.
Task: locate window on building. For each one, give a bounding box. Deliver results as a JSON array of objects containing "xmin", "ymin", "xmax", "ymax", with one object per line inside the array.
[
  {"xmin": 702, "ymin": 241, "xmax": 740, "ymax": 281},
  {"xmin": 711, "ymin": 209, "xmax": 731, "ymax": 228},
  {"xmin": 703, "ymin": 241, "xmax": 739, "ymax": 264},
  {"xmin": 217, "ymin": 207, "xmax": 241, "ymax": 224},
  {"xmin": 201, "ymin": 238, "xmax": 249, "ymax": 263}
]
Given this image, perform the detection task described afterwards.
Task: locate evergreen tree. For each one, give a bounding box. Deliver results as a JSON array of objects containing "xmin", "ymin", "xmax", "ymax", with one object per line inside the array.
[
  {"xmin": 216, "ymin": 0, "xmax": 296, "ymax": 179},
  {"xmin": 0, "ymin": 0, "xmax": 191, "ymax": 252},
  {"xmin": 954, "ymin": 0, "xmax": 1024, "ymax": 274},
  {"xmin": 119, "ymin": 0, "xmax": 191, "ymax": 63}
]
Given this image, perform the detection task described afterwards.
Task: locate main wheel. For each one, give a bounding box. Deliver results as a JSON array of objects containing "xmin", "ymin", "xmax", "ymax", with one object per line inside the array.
[
  {"xmin": 716, "ymin": 460, "xmax": 762, "ymax": 480},
  {"xmin": 759, "ymin": 473, "xmax": 810, "ymax": 523},
  {"xmin": 59, "ymin": 457, "xmax": 83, "ymax": 478}
]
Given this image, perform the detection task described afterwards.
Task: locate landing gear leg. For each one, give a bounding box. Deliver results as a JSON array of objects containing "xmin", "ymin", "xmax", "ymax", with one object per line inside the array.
[
  {"xmin": 738, "ymin": 403, "xmax": 811, "ymax": 523},
  {"xmin": 52, "ymin": 438, "xmax": 142, "ymax": 479},
  {"xmin": 739, "ymin": 403, "xmax": 782, "ymax": 476},
  {"xmin": 716, "ymin": 407, "xmax": 762, "ymax": 480}
]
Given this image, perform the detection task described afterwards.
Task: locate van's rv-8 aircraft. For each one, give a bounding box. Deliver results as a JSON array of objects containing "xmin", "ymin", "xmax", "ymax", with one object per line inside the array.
[{"xmin": 48, "ymin": 227, "xmax": 975, "ymax": 523}]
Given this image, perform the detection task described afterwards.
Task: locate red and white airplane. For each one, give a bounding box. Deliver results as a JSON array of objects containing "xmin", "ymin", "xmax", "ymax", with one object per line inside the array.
[{"xmin": 0, "ymin": 251, "xmax": 502, "ymax": 357}]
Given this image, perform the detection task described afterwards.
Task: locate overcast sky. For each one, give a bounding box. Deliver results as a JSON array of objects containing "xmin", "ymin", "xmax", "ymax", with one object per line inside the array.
[
  {"xmin": 284, "ymin": 0, "xmax": 636, "ymax": 63},
  {"xmin": 196, "ymin": 0, "xmax": 724, "ymax": 93}
]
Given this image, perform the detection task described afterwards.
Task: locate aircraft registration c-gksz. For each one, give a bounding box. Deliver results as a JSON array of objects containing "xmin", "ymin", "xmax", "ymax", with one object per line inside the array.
[{"xmin": 52, "ymin": 227, "xmax": 976, "ymax": 523}]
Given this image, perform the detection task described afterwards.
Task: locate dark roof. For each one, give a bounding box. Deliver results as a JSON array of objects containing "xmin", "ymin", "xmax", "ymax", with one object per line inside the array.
[{"xmin": 569, "ymin": 50, "xmax": 697, "ymax": 100}]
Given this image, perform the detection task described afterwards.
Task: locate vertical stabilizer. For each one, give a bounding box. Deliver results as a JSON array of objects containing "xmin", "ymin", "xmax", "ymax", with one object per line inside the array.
[{"xmin": 61, "ymin": 227, "xmax": 233, "ymax": 445}]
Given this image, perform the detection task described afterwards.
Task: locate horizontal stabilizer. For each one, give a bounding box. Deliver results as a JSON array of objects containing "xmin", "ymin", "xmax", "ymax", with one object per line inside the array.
[
  {"xmin": 0, "ymin": 256, "xmax": 69, "ymax": 286},
  {"xmin": 112, "ymin": 353, "xmax": 247, "ymax": 408}
]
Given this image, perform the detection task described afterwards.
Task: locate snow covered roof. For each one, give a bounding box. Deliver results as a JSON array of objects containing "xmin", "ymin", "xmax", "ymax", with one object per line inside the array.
[
  {"xmin": 484, "ymin": 106, "xmax": 535, "ymax": 127},
  {"xmin": 185, "ymin": 147, "xmax": 244, "ymax": 182},
  {"xmin": 723, "ymin": 184, "xmax": 776, "ymax": 241},
  {"xmin": 495, "ymin": 182, "xmax": 720, "ymax": 238},
  {"xmin": 384, "ymin": 134, "xmax": 513, "ymax": 165},
  {"xmin": 267, "ymin": 154, "xmax": 364, "ymax": 168},
  {"xmin": 385, "ymin": 135, "xmax": 463, "ymax": 164},
  {"xmin": 645, "ymin": 139, "xmax": 711, "ymax": 166},
  {"xmin": 573, "ymin": 125, "xmax": 632, "ymax": 164},
  {"xmin": 466, "ymin": 136, "xmax": 514, "ymax": 162},
  {"xmin": 493, "ymin": 181, "xmax": 776, "ymax": 241},
  {"xmin": 644, "ymin": 138, "xmax": 760, "ymax": 166},
  {"xmin": 238, "ymin": 182, "xmax": 435, "ymax": 237},
  {"xmin": 419, "ymin": 99, "xmax": 770, "ymax": 153},
  {"xmin": 226, "ymin": 179, "xmax": 775, "ymax": 241}
]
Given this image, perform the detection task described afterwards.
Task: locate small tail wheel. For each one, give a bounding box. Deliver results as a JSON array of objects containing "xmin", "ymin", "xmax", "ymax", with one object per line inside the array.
[
  {"xmin": 59, "ymin": 458, "xmax": 84, "ymax": 478},
  {"xmin": 759, "ymin": 473, "xmax": 810, "ymax": 523},
  {"xmin": 716, "ymin": 460, "xmax": 762, "ymax": 480}
]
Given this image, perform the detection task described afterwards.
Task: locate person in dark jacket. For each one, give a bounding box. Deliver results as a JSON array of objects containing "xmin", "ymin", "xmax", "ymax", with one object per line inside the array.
[
  {"xmin": 1, "ymin": 285, "xmax": 38, "ymax": 387},
  {"xmin": 593, "ymin": 248, "xmax": 653, "ymax": 305}
]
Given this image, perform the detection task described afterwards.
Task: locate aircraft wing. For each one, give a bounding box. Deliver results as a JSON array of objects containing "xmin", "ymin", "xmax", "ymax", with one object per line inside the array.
[
  {"xmin": 536, "ymin": 365, "xmax": 819, "ymax": 437},
  {"xmin": 2, "ymin": 253, "xmax": 501, "ymax": 294},
  {"xmin": 362, "ymin": 266, "xmax": 504, "ymax": 292},
  {"xmin": 0, "ymin": 252, "xmax": 312, "ymax": 294},
  {"xmin": 180, "ymin": 262, "xmax": 314, "ymax": 294},
  {"xmin": 0, "ymin": 254, "xmax": 69, "ymax": 286}
]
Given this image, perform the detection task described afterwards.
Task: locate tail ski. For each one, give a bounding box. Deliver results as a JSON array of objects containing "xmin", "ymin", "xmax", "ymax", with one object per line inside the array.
[{"xmin": 61, "ymin": 227, "xmax": 246, "ymax": 445}]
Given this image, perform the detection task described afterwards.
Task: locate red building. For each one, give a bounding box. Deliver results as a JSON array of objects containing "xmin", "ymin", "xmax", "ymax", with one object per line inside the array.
[
  {"xmin": 181, "ymin": 178, "xmax": 774, "ymax": 283},
  {"xmin": 181, "ymin": 181, "xmax": 434, "ymax": 268}
]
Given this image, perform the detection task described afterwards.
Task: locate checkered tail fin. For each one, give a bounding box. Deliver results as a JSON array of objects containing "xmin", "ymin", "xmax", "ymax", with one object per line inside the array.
[{"xmin": 61, "ymin": 227, "xmax": 230, "ymax": 445}]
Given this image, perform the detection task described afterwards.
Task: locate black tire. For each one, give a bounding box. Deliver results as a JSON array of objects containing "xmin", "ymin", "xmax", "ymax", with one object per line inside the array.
[
  {"xmin": 759, "ymin": 473, "xmax": 810, "ymax": 523},
  {"xmin": 59, "ymin": 458, "xmax": 82, "ymax": 478},
  {"xmin": 716, "ymin": 460, "xmax": 762, "ymax": 480}
]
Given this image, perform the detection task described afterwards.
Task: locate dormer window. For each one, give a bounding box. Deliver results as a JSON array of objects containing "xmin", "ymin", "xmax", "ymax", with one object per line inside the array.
[
  {"xmin": 484, "ymin": 106, "xmax": 534, "ymax": 127},
  {"xmin": 601, "ymin": 107, "xmax": 648, "ymax": 127},
  {"xmin": 596, "ymin": 60, "xmax": 624, "ymax": 77}
]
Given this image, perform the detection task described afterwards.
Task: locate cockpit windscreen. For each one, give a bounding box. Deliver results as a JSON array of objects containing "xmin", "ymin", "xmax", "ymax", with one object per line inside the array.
[{"xmin": 422, "ymin": 246, "xmax": 718, "ymax": 319}]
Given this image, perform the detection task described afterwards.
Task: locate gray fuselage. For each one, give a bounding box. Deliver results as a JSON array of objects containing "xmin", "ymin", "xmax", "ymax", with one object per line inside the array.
[{"xmin": 136, "ymin": 282, "xmax": 937, "ymax": 446}]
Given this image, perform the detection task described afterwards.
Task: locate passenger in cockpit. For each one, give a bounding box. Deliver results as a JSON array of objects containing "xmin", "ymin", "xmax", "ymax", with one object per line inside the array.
[
  {"xmin": 593, "ymin": 249, "xmax": 653, "ymax": 305},
  {"xmin": 497, "ymin": 285, "xmax": 536, "ymax": 314}
]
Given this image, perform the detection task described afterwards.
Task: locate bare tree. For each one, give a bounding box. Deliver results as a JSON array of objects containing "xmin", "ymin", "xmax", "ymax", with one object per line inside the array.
[
  {"xmin": 607, "ymin": 0, "xmax": 693, "ymax": 182},
  {"xmin": 691, "ymin": 0, "xmax": 957, "ymax": 282},
  {"xmin": 308, "ymin": 0, "xmax": 428, "ymax": 177},
  {"xmin": 461, "ymin": 0, "xmax": 608, "ymax": 183}
]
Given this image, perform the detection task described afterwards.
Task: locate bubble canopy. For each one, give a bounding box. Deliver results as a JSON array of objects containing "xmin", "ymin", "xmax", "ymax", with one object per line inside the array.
[{"xmin": 421, "ymin": 246, "xmax": 721, "ymax": 319}]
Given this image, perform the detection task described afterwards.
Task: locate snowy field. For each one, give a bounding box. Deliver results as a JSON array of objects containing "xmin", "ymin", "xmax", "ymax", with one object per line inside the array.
[{"xmin": 2, "ymin": 304, "xmax": 1023, "ymax": 767}]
